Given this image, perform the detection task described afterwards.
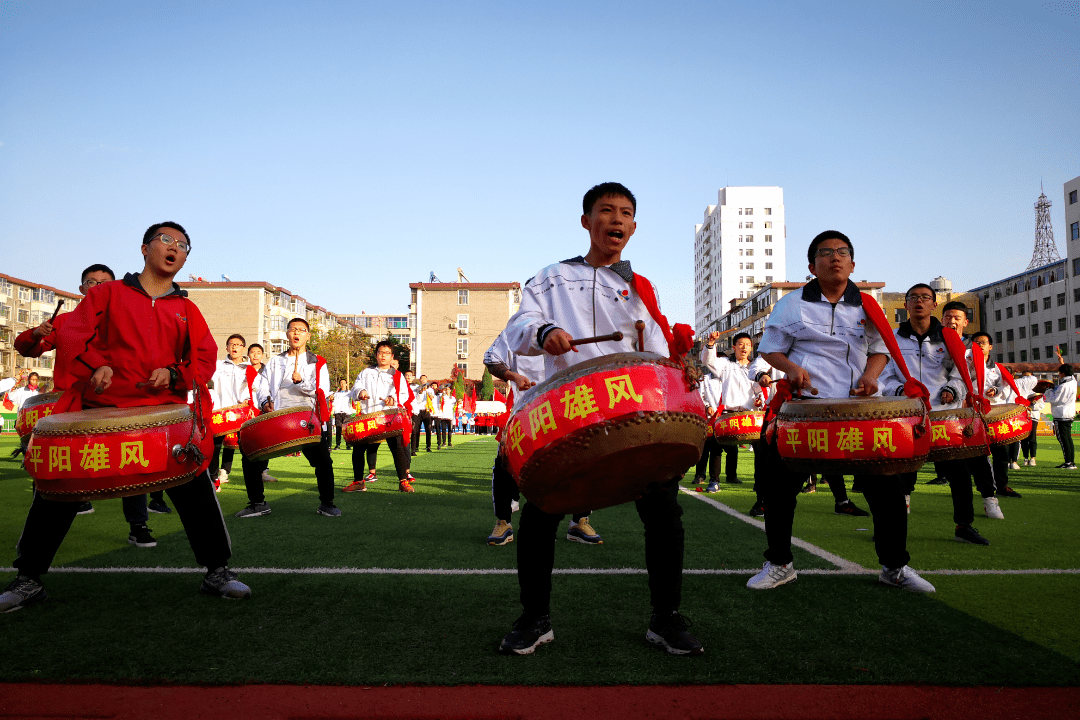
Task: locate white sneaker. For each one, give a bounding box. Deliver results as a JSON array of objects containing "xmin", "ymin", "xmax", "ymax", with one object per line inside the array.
[
  {"xmin": 983, "ymin": 496, "xmax": 1005, "ymax": 519},
  {"xmin": 1029, "ymin": 459, "xmax": 1037, "ymax": 467},
  {"xmin": 746, "ymin": 561, "xmax": 797, "ymax": 590},
  {"xmin": 261, "ymin": 470, "xmax": 277, "ymax": 482},
  {"xmin": 905, "ymin": 495, "xmax": 911, "ymax": 514},
  {"xmin": 879, "ymin": 565, "xmax": 935, "ymax": 593},
  {"xmin": 1009, "ymin": 462, "xmax": 1021, "ymax": 470},
  {"xmin": 217, "ymin": 469, "xmax": 229, "ymax": 483}
]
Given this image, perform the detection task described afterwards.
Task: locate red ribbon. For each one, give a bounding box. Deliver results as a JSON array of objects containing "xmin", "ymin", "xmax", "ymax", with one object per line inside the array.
[
  {"xmin": 941, "ymin": 328, "xmax": 989, "ymax": 414},
  {"xmin": 997, "ymin": 364, "xmax": 1031, "ymax": 408},
  {"xmin": 860, "ymin": 293, "xmax": 931, "ymax": 410},
  {"xmin": 630, "ymin": 273, "xmax": 694, "ymax": 360}
]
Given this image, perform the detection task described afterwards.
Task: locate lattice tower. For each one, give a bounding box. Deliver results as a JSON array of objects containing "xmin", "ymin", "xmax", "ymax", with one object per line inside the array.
[{"xmin": 1027, "ymin": 188, "xmax": 1061, "ymax": 269}]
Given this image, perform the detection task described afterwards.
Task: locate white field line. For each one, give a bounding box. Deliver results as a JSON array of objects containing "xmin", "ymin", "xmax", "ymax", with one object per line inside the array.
[
  {"xmin": 3, "ymin": 566, "xmax": 1078, "ymax": 576},
  {"xmin": 679, "ymin": 486, "xmax": 871, "ymax": 573}
]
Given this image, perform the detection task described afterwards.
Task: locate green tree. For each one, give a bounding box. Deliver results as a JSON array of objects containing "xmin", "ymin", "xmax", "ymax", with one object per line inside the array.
[
  {"xmin": 308, "ymin": 324, "xmax": 372, "ymax": 383},
  {"xmin": 480, "ymin": 367, "xmax": 494, "ymax": 400},
  {"xmin": 451, "ymin": 365, "xmax": 466, "ymax": 399},
  {"xmin": 362, "ymin": 335, "xmax": 411, "ymax": 373}
]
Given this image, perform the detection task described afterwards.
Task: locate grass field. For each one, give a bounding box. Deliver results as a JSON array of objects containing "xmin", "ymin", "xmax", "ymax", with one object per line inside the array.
[{"xmin": 0, "ymin": 432, "xmax": 1077, "ymax": 686}]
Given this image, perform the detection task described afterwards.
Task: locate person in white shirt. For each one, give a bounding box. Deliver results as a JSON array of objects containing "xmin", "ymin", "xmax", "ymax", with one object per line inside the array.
[
  {"xmin": 343, "ymin": 340, "xmax": 415, "ymax": 493},
  {"xmin": 208, "ymin": 334, "xmax": 253, "ymax": 488},
  {"xmin": 236, "ymin": 318, "xmax": 339, "ymax": 517},
  {"xmin": 1043, "ymin": 363, "xmax": 1077, "ymax": 469},
  {"xmin": 1020, "ymin": 375, "xmax": 1046, "ymax": 466},
  {"xmin": 700, "ymin": 331, "xmax": 762, "ymax": 490},
  {"xmin": 438, "ymin": 386, "xmax": 456, "ymax": 448},
  {"xmin": 331, "ymin": 379, "xmax": 353, "ymax": 450},
  {"xmin": 751, "ymin": 230, "xmax": 934, "ymax": 593},
  {"xmin": 966, "ymin": 332, "xmax": 1023, "ymax": 499},
  {"xmin": 693, "ymin": 372, "xmax": 722, "ymax": 490}
]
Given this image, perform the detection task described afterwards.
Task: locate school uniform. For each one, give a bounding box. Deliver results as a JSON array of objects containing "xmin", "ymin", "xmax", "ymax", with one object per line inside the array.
[
  {"xmin": 1044, "ymin": 374, "xmax": 1077, "ymax": 465},
  {"xmin": 330, "ymin": 389, "xmax": 353, "ymax": 449},
  {"xmin": 350, "ymin": 366, "xmax": 411, "ymax": 482}
]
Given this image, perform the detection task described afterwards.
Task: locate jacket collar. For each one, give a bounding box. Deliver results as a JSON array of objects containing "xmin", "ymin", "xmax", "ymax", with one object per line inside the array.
[
  {"xmin": 897, "ymin": 317, "xmax": 944, "ymax": 342},
  {"xmin": 562, "ymin": 256, "xmax": 634, "ymax": 283},
  {"xmin": 800, "ymin": 278, "xmax": 861, "ymax": 305},
  {"xmin": 122, "ymin": 272, "xmax": 186, "ymax": 298}
]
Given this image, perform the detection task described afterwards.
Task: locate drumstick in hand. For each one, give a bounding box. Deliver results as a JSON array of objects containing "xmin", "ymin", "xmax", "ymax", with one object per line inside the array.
[
  {"xmin": 635, "ymin": 320, "xmax": 645, "ymax": 351},
  {"xmin": 569, "ymin": 331, "xmax": 623, "ymax": 347},
  {"xmin": 50, "ymin": 298, "xmax": 64, "ymax": 322}
]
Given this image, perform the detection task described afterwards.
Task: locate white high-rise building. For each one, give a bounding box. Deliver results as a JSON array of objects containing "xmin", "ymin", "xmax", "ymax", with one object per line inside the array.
[{"xmin": 693, "ymin": 186, "xmax": 786, "ymax": 336}]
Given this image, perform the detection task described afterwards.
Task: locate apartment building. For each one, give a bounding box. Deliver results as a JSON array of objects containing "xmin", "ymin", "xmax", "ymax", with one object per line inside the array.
[{"xmin": 0, "ymin": 273, "xmax": 82, "ymax": 386}]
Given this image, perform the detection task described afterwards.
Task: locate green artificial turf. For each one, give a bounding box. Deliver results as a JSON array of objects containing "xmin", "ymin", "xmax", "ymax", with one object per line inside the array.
[{"xmin": 0, "ymin": 433, "xmax": 1078, "ymax": 685}]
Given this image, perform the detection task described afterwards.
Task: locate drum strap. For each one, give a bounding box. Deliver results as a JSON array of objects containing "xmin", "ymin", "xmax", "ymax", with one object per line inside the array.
[
  {"xmin": 245, "ymin": 365, "xmax": 259, "ymax": 406},
  {"xmin": 971, "ymin": 343, "xmax": 987, "ymax": 400},
  {"xmin": 630, "ymin": 274, "xmax": 694, "ymax": 360},
  {"xmin": 997, "ymin": 365, "xmax": 1031, "ymax": 407}
]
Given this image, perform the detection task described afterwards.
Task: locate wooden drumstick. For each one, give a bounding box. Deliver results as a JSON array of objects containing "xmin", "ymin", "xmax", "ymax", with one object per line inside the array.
[
  {"xmin": 635, "ymin": 320, "xmax": 645, "ymax": 351},
  {"xmin": 49, "ymin": 298, "xmax": 64, "ymax": 322},
  {"xmin": 568, "ymin": 331, "xmax": 623, "ymax": 347},
  {"xmin": 293, "ymin": 350, "xmax": 300, "ymax": 383}
]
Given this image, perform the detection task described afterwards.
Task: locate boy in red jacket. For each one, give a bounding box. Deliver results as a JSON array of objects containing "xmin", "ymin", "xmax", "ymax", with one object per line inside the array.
[{"xmin": 0, "ymin": 222, "xmax": 250, "ymax": 612}]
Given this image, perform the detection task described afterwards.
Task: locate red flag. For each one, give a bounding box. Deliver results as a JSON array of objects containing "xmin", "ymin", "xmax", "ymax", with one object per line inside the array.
[{"xmin": 493, "ymin": 387, "xmax": 506, "ymax": 402}]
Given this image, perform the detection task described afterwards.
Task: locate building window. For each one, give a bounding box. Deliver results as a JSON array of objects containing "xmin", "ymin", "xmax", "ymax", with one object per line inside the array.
[
  {"xmin": 1006, "ymin": 329, "xmax": 1014, "ymax": 341},
  {"xmin": 17, "ymin": 309, "xmax": 29, "ymax": 324},
  {"xmin": 387, "ymin": 317, "xmax": 409, "ymax": 329},
  {"xmin": 1032, "ymin": 300, "xmax": 1040, "ymax": 312},
  {"xmin": 745, "ymin": 208, "xmax": 753, "ymax": 215},
  {"xmin": 458, "ymin": 289, "xmax": 469, "ymax": 305},
  {"xmin": 1008, "ymin": 352, "xmax": 1015, "ymax": 363},
  {"xmin": 456, "ymin": 314, "xmax": 469, "ymax": 331},
  {"xmin": 764, "ymin": 248, "xmax": 773, "ymax": 256},
  {"xmin": 0, "ymin": 304, "xmax": 8, "ymax": 320},
  {"xmin": 457, "ymin": 338, "xmax": 468, "ymax": 355},
  {"xmin": 764, "ymin": 222, "xmax": 772, "ymax": 229},
  {"xmin": 745, "ymin": 249, "xmax": 754, "ymax": 256},
  {"xmin": 456, "ymin": 363, "xmax": 467, "ymax": 373},
  {"xmin": 765, "ymin": 276, "xmax": 773, "ymax": 282},
  {"xmin": 1020, "ymin": 350, "xmax": 1027, "ymax": 361},
  {"xmin": 745, "ymin": 222, "xmax": 753, "ymax": 229},
  {"xmin": 746, "ymin": 262, "xmax": 754, "ymax": 269},
  {"xmin": 764, "ymin": 235, "xmax": 772, "ymax": 242},
  {"xmin": 0, "ymin": 279, "xmax": 11, "ymax": 296},
  {"xmin": 1018, "ymin": 303, "xmax": 1025, "ymax": 316},
  {"xmin": 765, "ymin": 263, "xmax": 773, "ymax": 269},
  {"xmin": 19, "ymin": 287, "xmax": 31, "ymax": 302},
  {"xmin": 1019, "ymin": 326, "xmax": 1026, "ymax": 338},
  {"xmin": 1060, "ymin": 318, "xmax": 1068, "ymax": 331},
  {"xmin": 1006, "ymin": 307, "xmax": 1013, "ymax": 319},
  {"xmin": 995, "ymin": 331, "xmax": 1003, "ymax": 344},
  {"xmin": 896, "ymin": 309, "xmax": 908, "ymax": 323},
  {"xmin": 1047, "ymin": 345, "xmax": 1055, "ymax": 359},
  {"xmin": 1059, "ymin": 293, "xmax": 1067, "ymax": 306},
  {"xmin": 1034, "ymin": 348, "xmax": 1041, "ymax": 360},
  {"xmin": 1072, "ymin": 222, "xmax": 1079, "ymax": 241},
  {"xmin": 1032, "ymin": 324, "xmax": 1039, "ymax": 337},
  {"xmin": 746, "ymin": 236, "xmax": 753, "ymax": 242},
  {"xmin": 1045, "ymin": 321, "xmax": 1053, "ymax": 334},
  {"xmin": 994, "ymin": 310, "xmax": 1001, "ymax": 321},
  {"xmin": 996, "ymin": 353, "xmax": 1004, "ymax": 363},
  {"xmin": 764, "ymin": 208, "xmax": 772, "ymax": 215},
  {"xmin": 746, "ymin": 276, "xmax": 755, "ymax": 284}
]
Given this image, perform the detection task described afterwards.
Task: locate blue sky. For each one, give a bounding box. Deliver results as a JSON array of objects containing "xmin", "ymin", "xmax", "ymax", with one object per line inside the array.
[{"xmin": 2, "ymin": 0, "xmax": 1077, "ymax": 326}]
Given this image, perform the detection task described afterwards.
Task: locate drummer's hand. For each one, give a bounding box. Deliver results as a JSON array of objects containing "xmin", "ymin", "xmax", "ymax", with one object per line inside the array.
[
  {"xmin": 986, "ymin": 387, "xmax": 998, "ymax": 398},
  {"xmin": 787, "ymin": 365, "xmax": 813, "ymax": 394},
  {"xmin": 32, "ymin": 320, "xmax": 54, "ymax": 339},
  {"xmin": 385, "ymin": 395, "xmax": 396, "ymax": 407},
  {"xmin": 852, "ymin": 373, "xmax": 878, "ymax": 397},
  {"xmin": 359, "ymin": 390, "xmax": 370, "ymax": 401},
  {"xmin": 940, "ymin": 389, "xmax": 956, "ymax": 404},
  {"xmin": 148, "ymin": 368, "xmax": 171, "ymax": 388},
  {"xmin": 755, "ymin": 396, "xmax": 766, "ymax": 409},
  {"xmin": 543, "ymin": 329, "xmax": 577, "ymax": 356},
  {"xmin": 90, "ymin": 366, "xmax": 114, "ymax": 393},
  {"xmin": 291, "ymin": 370, "xmax": 302, "ymax": 384},
  {"xmin": 506, "ymin": 371, "xmax": 535, "ymax": 391},
  {"xmin": 707, "ymin": 330, "xmax": 721, "ymax": 345},
  {"xmin": 758, "ymin": 374, "xmax": 772, "ymax": 387}
]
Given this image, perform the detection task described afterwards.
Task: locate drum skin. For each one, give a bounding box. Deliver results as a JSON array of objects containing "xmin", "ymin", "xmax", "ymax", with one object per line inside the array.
[
  {"xmin": 16, "ymin": 392, "xmax": 63, "ymax": 439},
  {"xmin": 239, "ymin": 406, "xmax": 322, "ymax": 461},
  {"xmin": 927, "ymin": 407, "xmax": 989, "ymax": 462},
  {"xmin": 775, "ymin": 396, "xmax": 929, "ymax": 475},
  {"xmin": 984, "ymin": 404, "xmax": 1031, "ymax": 447},
  {"xmin": 342, "ymin": 408, "xmax": 411, "ymax": 445},
  {"xmin": 713, "ymin": 410, "xmax": 765, "ymax": 446},
  {"xmin": 501, "ymin": 352, "xmax": 707, "ymax": 515},
  {"xmin": 26, "ymin": 404, "xmax": 204, "ymax": 501},
  {"xmin": 209, "ymin": 402, "xmax": 257, "ymax": 437}
]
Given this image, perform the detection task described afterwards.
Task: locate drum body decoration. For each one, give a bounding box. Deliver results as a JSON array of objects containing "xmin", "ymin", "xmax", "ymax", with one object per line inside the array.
[
  {"xmin": 239, "ymin": 405, "xmax": 321, "ymax": 461},
  {"xmin": 501, "ymin": 352, "xmax": 707, "ymax": 515},
  {"xmin": 775, "ymin": 396, "xmax": 929, "ymax": 475},
  {"xmin": 209, "ymin": 402, "xmax": 257, "ymax": 438},
  {"xmin": 927, "ymin": 407, "xmax": 988, "ymax": 462},
  {"xmin": 342, "ymin": 408, "xmax": 411, "ymax": 445},
  {"xmin": 25, "ymin": 405, "xmax": 204, "ymax": 501},
  {"xmin": 984, "ymin": 404, "xmax": 1031, "ymax": 447},
  {"xmin": 712, "ymin": 410, "xmax": 765, "ymax": 445},
  {"xmin": 16, "ymin": 392, "xmax": 63, "ymax": 439},
  {"xmin": 222, "ymin": 432, "xmax": 240, "ymax": 450}
]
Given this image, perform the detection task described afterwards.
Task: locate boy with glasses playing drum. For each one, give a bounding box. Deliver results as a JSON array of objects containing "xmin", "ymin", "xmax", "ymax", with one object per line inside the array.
[
  {"xmin": 493, "ymin": 182, "xmax": 703, "ymax": 656},
  {"xmin": 0, "ymin": 222, "xmax": 250, "ymax": 612},
  {"xmin": 750, "ymin": 231, "xmax": 935, "ymax": 593}
]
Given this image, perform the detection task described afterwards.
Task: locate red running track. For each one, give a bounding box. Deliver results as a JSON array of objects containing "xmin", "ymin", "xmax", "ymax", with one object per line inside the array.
[{"xmin": 1, "ymin": 684, "xmax": 1077, "ymax": 719}]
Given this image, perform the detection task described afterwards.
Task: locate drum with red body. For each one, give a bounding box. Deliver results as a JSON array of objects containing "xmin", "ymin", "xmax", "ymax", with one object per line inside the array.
[
  {"xmin": 209, "ymin": 402, "xmax": 257, "ymax": 438},
  {"xmin": 501, "ymin": 352, "xmax": 707, "ymax": 515},
  {"xmin": 25, "ymin": 404, "xmax": 206, "ymax": 501},
  {"xmin": 16, "ymin": 391, "xmax": 63, "ymax": 439},
  {"xmin": 712, "ymin": 410, "xmax": 765, "ymax": 445},
  {"xmin": 342, "ymin": 408, "xmax": 411, "ymax": 444},
  {"xmin": 927, "ymin": 406, "xmax": 989, "ymax": 462},
  {"xmin": 239, "ymin": 405, "xmax": 322, "ymax": 461},
  {"xmin": 222, "ymin": 432, "xmax": 240, "ymax": 450},
  {"xmin": 984, "ymin": 404, "xmax": 1031, "ymax": 447},
  {"xmin": 774, "ymin": 396, "xmax": 930, "ymax": 475}
]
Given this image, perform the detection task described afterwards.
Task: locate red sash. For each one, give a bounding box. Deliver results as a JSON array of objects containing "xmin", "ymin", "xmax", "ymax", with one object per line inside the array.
[{"xmin": 630, "ymin": 273, "xmax": 694, "ymax": 359}]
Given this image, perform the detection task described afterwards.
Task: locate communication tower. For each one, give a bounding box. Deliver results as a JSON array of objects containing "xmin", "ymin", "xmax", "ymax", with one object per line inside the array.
[{"xmin": 1027, "ymin": 186, "xmax": 1061, "ymax": 269}]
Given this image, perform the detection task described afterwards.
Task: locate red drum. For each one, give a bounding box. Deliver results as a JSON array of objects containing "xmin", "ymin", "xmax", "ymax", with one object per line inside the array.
[
  {"xmin": 501, "ymin": 352, "xmax": 707, "ymax": 515},
  {"xmin": 239, "ymin": 405, "xmax": 322, "ymax": 461},
  {"xmin": 342, "ymin": 408, "xmax": 411, "ymax": 444},
  {"xmin": 984, "ymin": 404, "xmax": 1031, "ymax": 447},
  {"xmin": 927, "ymin": 407, "xmax": 989, "ymax": 462},
  {"xmin": 774, "ymin": 396, "xmax": 930, "ymax": 475},
  {"xmin": 16, "ymin": 391, "xmax": 63, "ymax": 438},
  {"xmin": 26, "ymin": 404, "xmax": 205, "ymax": 501},
  {"xmin": 712, "ymin": 410, "xmax": 765, "ymax": 445},
  {"xmin": 209, "ymin": 402, "xmax": 257, "ymax": 437},
  {"xmin": 222, "ymin": 432, "xmax": 240, "ymax": 450}
]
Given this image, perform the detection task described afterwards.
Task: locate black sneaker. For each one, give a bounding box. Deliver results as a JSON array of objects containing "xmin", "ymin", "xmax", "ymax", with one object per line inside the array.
[
  {"xmin": 200, "ymin": 567, "xmax": 251, "ymax": 599},
  {"xmin": 499, "ymin": 614, "xmax": 553, "ymax": 655},
  {"xmin": 646, "ymin": 611, "xmax": 704, "ymax": 656},
  {"xmin": 235, "ymin": 502, "xmax": 271, "ymax": 518},
  {"xmin": 128, "ymin": 523, "xmax": 157, "ymax": 548},
  {"xmin": 748, "ymin": 499, "xmax": 765, "ymax": 517},
  {"xmin": 726, "ymin": 477, "xmax": 743, "ymax": 484},
  {"xmin": 76, "ymin": 502, "xmax": 94, "ymax": 515},
  {"xmin": 954, "ymin": 524, "xmax": 989, "ymax": 545},
  {"xmin": 147, "ymin": 498, "xmax": 172, "ymax": 514},
  {"xmin": 998, "ymin": 487, "xmax": 1023, "ymax": 498},
  {"xmin": 926, "ymin": 477, "xmax": 949, "ymax": 485},
  {"xmin": 0, "ymin": 575, "xmax": 48, "ymax": 613},
  {"xmin": 834, "ymin": 500, "xmax": 869, "ymax": 517}
]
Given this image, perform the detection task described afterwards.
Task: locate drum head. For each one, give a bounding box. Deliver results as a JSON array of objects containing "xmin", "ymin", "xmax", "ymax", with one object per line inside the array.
[{"xmin": 33, "ymin": 404, "xmax": 192, "ymax": 434}]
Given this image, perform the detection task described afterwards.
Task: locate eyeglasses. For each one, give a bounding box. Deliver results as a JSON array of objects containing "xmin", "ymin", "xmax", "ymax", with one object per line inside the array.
[
  {"xmin": 151, "ymin": 233, "xmax": 191, "ymax": 253},
  {"xmin": 907, "ymin": 294, "xmax": 935, "ymax": 302},
  {"xmin": 83, "ymin": 279, "xmax": 107, "ymax": 288},
  {"xmin": 814, "ymin": 247, "xmax": 851, "ymax": 259}
]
